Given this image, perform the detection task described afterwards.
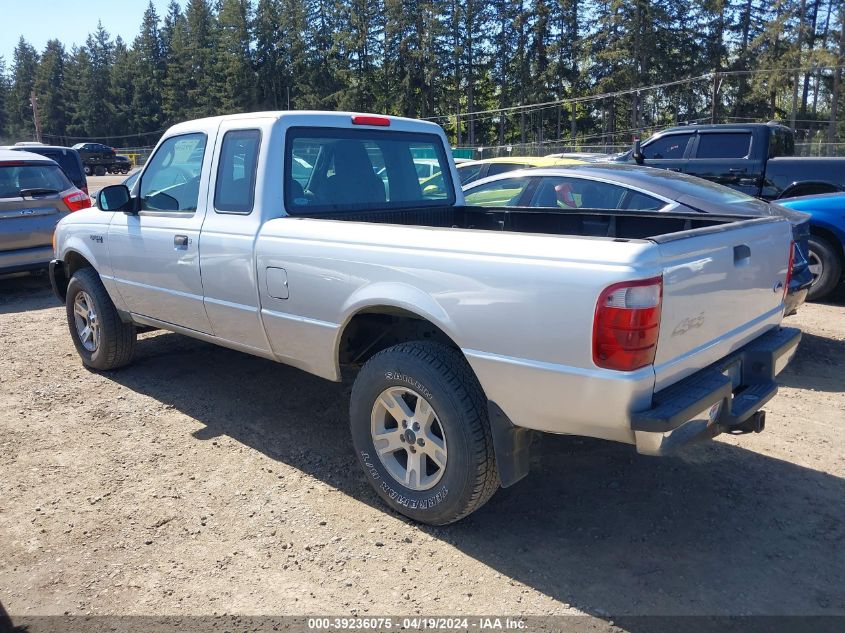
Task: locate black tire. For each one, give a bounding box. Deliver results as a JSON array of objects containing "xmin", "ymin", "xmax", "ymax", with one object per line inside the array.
[
  {"xmin": 83, "ymin": 165, "xmax": 92, "ymax": 176},
  {"xmin": 66, "ymin": 267, "xmax": 136, "ymax": 370},
  {"xmin": 350, "ymin": 341, "xmax": 499, "ymax": 525},
  {"xmin": 806, "ymin": 235, "xmax": 843, "ymax": 302},
  {"xmin": 94, "ymin": 166, "xmax": 107, "ymax": 177}
]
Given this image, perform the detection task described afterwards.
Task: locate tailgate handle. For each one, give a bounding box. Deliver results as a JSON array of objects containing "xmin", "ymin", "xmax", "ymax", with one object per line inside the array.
[{"xmin": 734, "ymin": 244, "xmax": 751, "ymax": 264}]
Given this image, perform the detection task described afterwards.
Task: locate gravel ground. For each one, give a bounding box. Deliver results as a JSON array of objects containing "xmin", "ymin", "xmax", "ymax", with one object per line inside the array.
[{"xmin": 0, "ymin": 274, "xmax": 843, "ymax": 624}]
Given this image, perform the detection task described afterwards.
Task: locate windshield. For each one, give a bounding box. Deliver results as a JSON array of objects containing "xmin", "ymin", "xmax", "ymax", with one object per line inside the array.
[
  {"xmin": 0, "ymin": 163, "xmax": 71, "ymax": 198},
  {"xmin": 284, "ymin": 127, "xmax": 455, "ymax": 214}
]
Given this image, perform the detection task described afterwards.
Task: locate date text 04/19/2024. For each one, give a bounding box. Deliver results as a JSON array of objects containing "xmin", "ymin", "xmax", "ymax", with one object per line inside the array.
[{"xmin": 306, "ymin": 617, "xmax": 526, "ymax": 630}]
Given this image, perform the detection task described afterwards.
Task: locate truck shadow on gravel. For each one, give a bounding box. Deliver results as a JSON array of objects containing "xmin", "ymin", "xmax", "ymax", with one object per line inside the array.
[
  {"xmin": 105, "ymin": 330, "xmax": 845, "ymax": 620},
  {"xmin": 776, "ymin": 332, "xmax": 844, "ymax": 392}
]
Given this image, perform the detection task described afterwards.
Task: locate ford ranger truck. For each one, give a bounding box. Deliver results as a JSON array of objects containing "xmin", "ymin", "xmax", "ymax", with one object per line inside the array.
[{"xmin": 49, "ymin": 111, "xmax": 801, "ymax": 525}]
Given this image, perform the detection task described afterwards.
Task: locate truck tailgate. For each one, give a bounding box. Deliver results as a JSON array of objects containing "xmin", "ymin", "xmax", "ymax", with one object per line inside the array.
[{"xmin": 653, "ymin": 217, "xmax": 792, "ymax": 391}]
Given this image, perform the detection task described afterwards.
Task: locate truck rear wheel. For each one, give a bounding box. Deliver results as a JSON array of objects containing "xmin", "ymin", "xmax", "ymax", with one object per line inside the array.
[
  {"xmin": 65, "ymin": 268, "xmax": 136, "ymax": 370},
  {"xmin": 806, "ymin": 235, "xmax": 842, "ymax": 301},
  {"xmin": 350, "ymin": 341, "xmax": 499, "ymax": 525}
]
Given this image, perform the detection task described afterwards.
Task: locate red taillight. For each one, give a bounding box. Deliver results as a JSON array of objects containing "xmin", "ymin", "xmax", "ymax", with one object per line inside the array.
[
  {"xmin": 593, "ymin": 276, "xmax": 663, "ymax": 371},
  {"xmin": 351, "ymin": 115, "xmax": 390, "ymax": 127},
  {"xmin": 62, "ymin": 188, "xmax": 91, "ymax": 212},
  {"xmin": 784, "ymin": 241, "xmax": 795, "ymax": 302},
  {"xmin": 0, "ymin": 160, "xmax": 26, "ymax": 166}
]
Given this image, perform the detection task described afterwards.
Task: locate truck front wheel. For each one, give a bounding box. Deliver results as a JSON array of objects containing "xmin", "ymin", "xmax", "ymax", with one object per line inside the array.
[
  {"xmin": 806, "ymin": 235, "xmax": 843, "ymax": 301},
  {"xmin": 94, "ymin": 166, "xmax": 107, "ymax": 176},
  {"xmin": 65, "ymin": 268, "xmax": 136, "ymax": 370},
  {"xmin": 350, "ymin": 341, "xmax": 499, "ymax": 525}
]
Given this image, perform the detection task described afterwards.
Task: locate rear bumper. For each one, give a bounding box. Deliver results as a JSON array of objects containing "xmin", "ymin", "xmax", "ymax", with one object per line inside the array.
[
  {"xmin": 632, "ymin": 327, "xmax": 801, "ymax": 455},
  {"xmin": 0, "ymin": 246, "xmax": 54, "ymax": 275}
]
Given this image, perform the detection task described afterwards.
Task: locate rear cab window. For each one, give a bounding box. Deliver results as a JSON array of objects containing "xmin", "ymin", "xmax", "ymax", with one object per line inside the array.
[
  {"xmin": 214, "ymin": 129, "xmax": 261, "ymax": 214},
  {"xmin": 284, "ymin": 127, "xmax": 455, "ymax": 214},
  {"xmin": 695, "ymin": 133, "xmax": 752, "ymax": 159}
]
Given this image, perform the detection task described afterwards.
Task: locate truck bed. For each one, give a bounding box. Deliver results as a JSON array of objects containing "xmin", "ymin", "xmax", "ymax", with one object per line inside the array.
[{"xmin": 303, "ymin": 205, "xmax": 749, "ymax": 241}]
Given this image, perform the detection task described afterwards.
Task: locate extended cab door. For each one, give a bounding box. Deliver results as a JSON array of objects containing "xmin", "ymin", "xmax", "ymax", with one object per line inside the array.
[
  {"xmin": 107, "ymin": 132, "xmax": 213, "ymax": 333},
  {"xmin": 198, "ymin": 120, "xmax": 273, "ymax": 353},
  {"xmin": 685, "ymin": 129, "xmax": 764, "ymax": 196}
]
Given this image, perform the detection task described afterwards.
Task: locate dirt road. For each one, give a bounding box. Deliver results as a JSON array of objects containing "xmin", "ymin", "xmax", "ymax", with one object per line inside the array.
[{"xmin": 0, "ymin": 275, "xmax": 843, "ymax": 623}]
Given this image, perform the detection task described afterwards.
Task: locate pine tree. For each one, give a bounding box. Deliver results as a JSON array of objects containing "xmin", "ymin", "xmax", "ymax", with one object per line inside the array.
[
  {"xmin": 82, "ymin": 22, "xmax": 116, "ymax": 136},
  {"xmin": 254, "ymin": 0, "xmax": 284, "ymax": 109},
  {"xmin": 183, "ymin": 0, "xmax": 219, "ymax": 118},
  {"xmin": 64, "ymin": 46, "xmax": 93, "ymax": 138},
  {"xmin": 130, "ymin": 1, "xmax": 165, "ymax": 137},
  {"xmin": 34, "ymin": 40, "xmax": 68, "ymax": 141},
  {"xmin": 0, "ymin": 57, "xmax": 9, "ymax": 141},
  {"xmin": 162, "ymin": 4, "xmax": 190, "ymax": 123},
  {"xmin": 7, "ymin": 37, "xmax": 39, "ymax": 139},
  {"xmin": 109, "ymin": 37, "xmax": 135, "ymax": 137},
  {"xmin": 216, "ymin": 0, "xmax": 256, "ymax": 113}
]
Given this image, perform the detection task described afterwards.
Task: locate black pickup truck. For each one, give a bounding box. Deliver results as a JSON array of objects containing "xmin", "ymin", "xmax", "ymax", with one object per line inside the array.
[{"xmin": 611, "ymin": 122, "xmax": 845, "ymax": 200}]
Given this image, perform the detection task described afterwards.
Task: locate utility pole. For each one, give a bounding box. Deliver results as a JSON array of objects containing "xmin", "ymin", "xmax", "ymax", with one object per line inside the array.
[
  {"xmin": 791, "ymin": 0, "xmax": 807, "ymax": 130},
  {"xmin": 30, "ymin": 90, "xmax": 43, "ymax": 143},
  {"xmin": 711, "ymin": 71, "xmax": 721, "ymax": 124}
]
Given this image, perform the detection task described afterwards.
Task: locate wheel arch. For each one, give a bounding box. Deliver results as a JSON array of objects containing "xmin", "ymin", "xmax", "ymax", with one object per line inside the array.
[
  {"xmin": 337, "ymin": 303, "xmax": 463, "ymax": 368},
  {"xmin": 51, "ymin": 249, "xmax": 95, "ymax": 302},
  {"xmin": 336, "ymin": 296, "xmax": 533, "ymax": 489},
  {"xmin": 777, "ymin": 181, "xmax": 843, "ymax": 200},
  {"xmin": 809, "ymin": 224, "xmax": 845, "ymax": 263}
]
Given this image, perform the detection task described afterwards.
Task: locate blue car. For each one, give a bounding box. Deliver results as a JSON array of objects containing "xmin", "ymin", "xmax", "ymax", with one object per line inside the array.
[{"xmin": 777, "ymin": 192, "xmax": 845, "ymax": 301}]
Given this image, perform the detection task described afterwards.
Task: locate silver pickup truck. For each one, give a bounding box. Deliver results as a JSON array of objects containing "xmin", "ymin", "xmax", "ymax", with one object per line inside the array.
[{"xmin": 50, "ymin": 111, "xmax": 801, "ymax": 524}]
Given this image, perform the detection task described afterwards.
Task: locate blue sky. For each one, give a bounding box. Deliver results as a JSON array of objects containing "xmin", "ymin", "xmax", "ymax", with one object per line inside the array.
[{"xmin": 4, "ymin": 0, "xmax": 186, "ymax": 65}]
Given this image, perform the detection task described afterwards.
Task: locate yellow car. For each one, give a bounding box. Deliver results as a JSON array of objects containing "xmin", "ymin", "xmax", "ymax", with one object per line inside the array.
[{"xmin": 421, "ymin": 156, "xmax": 584, "ymax": 197}]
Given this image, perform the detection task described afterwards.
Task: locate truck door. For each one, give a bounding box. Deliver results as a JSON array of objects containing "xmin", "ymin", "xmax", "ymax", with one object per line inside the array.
[
  {"xmin": 107, "ymin": 132, "xmax": 213, "ymax": 333},
  {"xmin": 198, "ymin": 121, "xmax": 273, "ymax": 354},
  {"xmin": 639, "ymin": 131, "xmax": 693, "ymax": 173},
  {"xmin": 685, "ymin": 130, "xmax": 763, "ymax": 196}
]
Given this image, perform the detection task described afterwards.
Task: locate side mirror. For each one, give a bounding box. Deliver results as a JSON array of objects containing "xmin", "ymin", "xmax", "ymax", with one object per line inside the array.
[
  {"xmin": 632, "ymin": 138, "xmax": 645, "ymax": 165},
  {"xmin": 97, "ymin": 185, "xmax": 132, "ymax": 213}
]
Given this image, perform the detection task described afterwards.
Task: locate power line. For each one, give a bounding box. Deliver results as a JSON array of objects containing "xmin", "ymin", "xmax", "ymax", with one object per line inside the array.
[
  {"xmin": 42, "ymin": 128, "xmax": 167, "ymax": 142},
  {"xmin": 424, "ymin": 73, "xmax": 714, "ymax": 122},
  {"xmin": 429, "ymin": 64, "xmax": 845, "ymax": 124}
]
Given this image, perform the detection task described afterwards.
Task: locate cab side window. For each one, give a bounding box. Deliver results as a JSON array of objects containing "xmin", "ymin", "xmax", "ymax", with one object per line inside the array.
[
  {"xmin": 695, "ymin": 133, "xmax": 752, "ymax": 159},
  {"xmin": 214, "ymin": 129, "xmax": 261, "ymax": 214},
  {"xmin": 642, "ymin": 134, "xmax": 692, "ymax": 160},
  {"xmin": 140, "ymin": 133, "xmax": 206, "ymax": 212}
]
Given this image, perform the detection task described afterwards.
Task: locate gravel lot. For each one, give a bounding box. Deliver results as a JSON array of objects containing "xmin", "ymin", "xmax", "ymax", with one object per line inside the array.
[{"xmin": 0, "ymin": 274, "xmax": 843, "ymax": 624}]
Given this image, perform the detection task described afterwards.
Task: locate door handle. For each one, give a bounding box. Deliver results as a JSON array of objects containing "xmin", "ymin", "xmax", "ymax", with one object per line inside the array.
[
  {"xmin": 665, "ymin": 167, "xmax": 682, "ymax": 172},
  {"xmin": 729, "ymin": 167, "xmax": 747, "ymax": 173},
  {"xmin": 174, "ymin": 235, "xmax": 189, "ymax": 248},
  {"xmin": 734, "ymin": 244, "xmax": 751, "ymax": 264}
]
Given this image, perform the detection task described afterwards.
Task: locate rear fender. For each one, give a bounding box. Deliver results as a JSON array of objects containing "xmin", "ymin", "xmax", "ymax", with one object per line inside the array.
[{"xmin": 338, "ymin": 282, "xmax": 459, "ymax": 347}]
